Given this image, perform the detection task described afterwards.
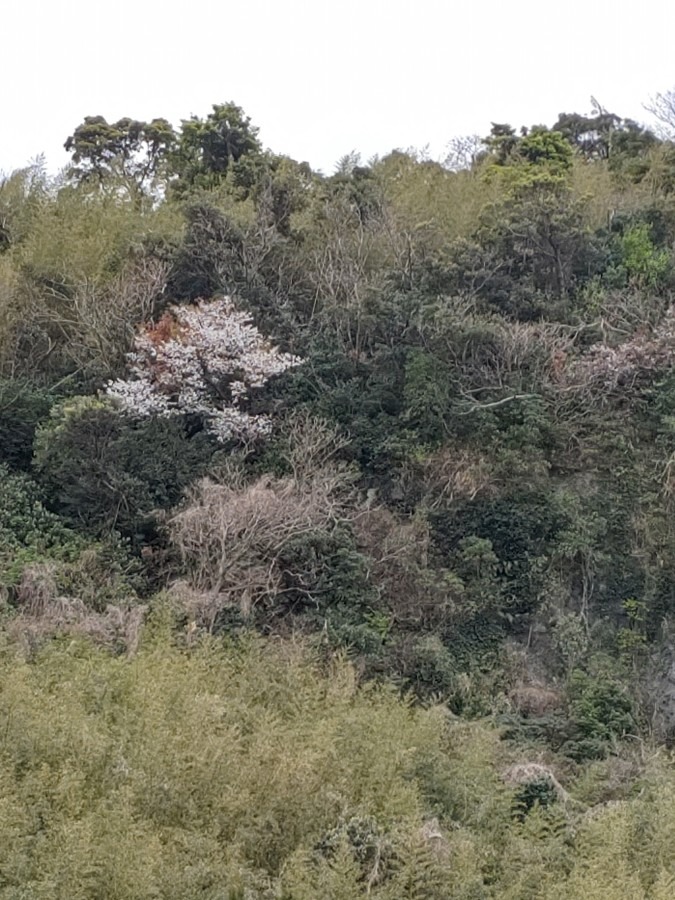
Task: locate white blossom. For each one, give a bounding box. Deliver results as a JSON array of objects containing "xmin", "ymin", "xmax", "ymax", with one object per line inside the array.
[
  {"xmin": 572, "ymin": 306, "xmax": 675, "ymax": 392},
  {"xmin": 107, "ymin": 297, "xmax": 301, "ymax": 441}
]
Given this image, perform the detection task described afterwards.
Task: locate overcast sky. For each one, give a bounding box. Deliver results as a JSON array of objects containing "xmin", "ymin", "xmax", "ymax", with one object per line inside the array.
[{"xmin": 3, "ymin": 0, "xmax": 675, "ymax": 175}]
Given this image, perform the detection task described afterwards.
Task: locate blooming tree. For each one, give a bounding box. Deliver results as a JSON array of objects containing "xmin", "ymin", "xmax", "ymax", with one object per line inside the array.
[
  {"xmin": 107, "ymin": 297, "xmax": 301, "ymax": 441},
  {"xmin": 572, "ymin": 306, "xmax": 675, "ymax": 394}
]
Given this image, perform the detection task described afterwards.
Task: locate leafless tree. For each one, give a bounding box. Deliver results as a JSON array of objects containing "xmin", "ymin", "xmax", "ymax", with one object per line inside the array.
[
  {"xmin": 170, "ymin": 474, "xmax": 342, "ymax": 625},
  {"xmin": 169, "ymin": 417, "xmax": 355, "ymax": 628},
  {"xmin": 645, "ymin": 88, "xmax": 675, "ymax": 138},
  {"xmin": 442, "ymin": 134, "xmax": 484, "ymax": 172}
]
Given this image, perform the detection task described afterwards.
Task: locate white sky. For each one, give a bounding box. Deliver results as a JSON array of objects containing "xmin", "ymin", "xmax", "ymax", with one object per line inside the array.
[{"xmin": 3, "ymin": 0, "xmax": 675, "ymax": 175}]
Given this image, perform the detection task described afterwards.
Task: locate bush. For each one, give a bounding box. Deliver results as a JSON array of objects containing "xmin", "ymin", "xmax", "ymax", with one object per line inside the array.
[
  {"xmin": 563, "ymin": 669, "xmax": 636, "ymax": 760},
  {"xmin": 169, "ymin": 466, "xmax": 358, "ymax": 627},
  {"xmin": 0, "ymin": 464, "xmax": 141, "ymax": 607},
  {"xmin": 513, "ymin": 775, "xmax": 559, "ymax": 820},
  {"xmin": 431, "ymin": 491, "xmax": 567, "ymax": 617},
  {"xmin": 0, "ymin": 466, "xmax": 82, "ymax": 586},
  {"xmin": 0, "ymin": 378, "xmax": 52, "ymax": 469},
  {"xmin": 34, "ymin": 396, "xmax": 219, "ymax": 538}
]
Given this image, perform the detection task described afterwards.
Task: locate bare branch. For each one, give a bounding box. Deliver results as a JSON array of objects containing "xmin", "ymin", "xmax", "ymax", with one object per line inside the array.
[{"xmin": 457, "ymin": 392, "xmax": 539, "ymax": 414}]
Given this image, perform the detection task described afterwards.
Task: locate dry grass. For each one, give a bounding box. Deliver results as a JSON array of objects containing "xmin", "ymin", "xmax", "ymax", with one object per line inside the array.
[
  {"xmin": 510, "ymin": 681, "xmax": 565, "ymax": 718},
  {"xmin": 9, "ymin": 562, "xmax": 146, "ymax": 655}
]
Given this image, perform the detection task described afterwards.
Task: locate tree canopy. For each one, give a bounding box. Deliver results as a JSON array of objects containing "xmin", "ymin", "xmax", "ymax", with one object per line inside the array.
[{"xmin": 4, "ymin": 90, "xmax": 675, "ymax": 896}]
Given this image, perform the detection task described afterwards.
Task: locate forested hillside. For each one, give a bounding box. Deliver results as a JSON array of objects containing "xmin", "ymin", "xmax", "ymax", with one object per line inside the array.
[{"xmin": 4, "ymin": 95, "xmax": 675, "ymax": 897}]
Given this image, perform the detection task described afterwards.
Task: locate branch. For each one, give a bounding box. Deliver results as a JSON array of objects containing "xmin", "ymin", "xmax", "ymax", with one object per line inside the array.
[{"xmin": 457, "ymin": 392, "xmax": 539, "ymax": 414}]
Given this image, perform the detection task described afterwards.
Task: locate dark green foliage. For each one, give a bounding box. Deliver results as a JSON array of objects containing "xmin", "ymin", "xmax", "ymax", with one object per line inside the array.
[
  {"xmin": 0, "ymin": 464, "xmax": 140, "ymax": 605},
  {"xmin": 166, "ymin": 195, "xmax": 299, "ymax": 339},
  {"xmin": 171, "ymin": 102, "xmax": 263, "ymax": 193},
  {"xmin": 64, "ymin": 115, "xmax": 176, "ymax": 200},
  {"xmin": 270, "ymin": 522, "xmax": 393, "ymax": 660},
  {"xmin": 328, "ymin": 157, "xmax": 383, "ymax": 223},
  {"xmin": 431, "ymin": 492, "xmax": 567, "ymax": 617},
  {"xmin": 513, "ymin": 776, "xmax": 559, "ymax": 819},
  {"xmin": 563, "ymin": 669, "xmax": 636, "ymax": 760},
  {"xmin": 271, "ymin": 343, "xmax": 408, "ymax": 476},
  {"xmin": 609, "ymin": 129, "xmax": 658, "ymax": 183},
  {"xmin": 167, "ymin": 202, "xmax": 247, "ymax": 300},
  {"xmin": 402, "ymin": 349, "xmax": 454, "ymax": 446},
  {"xmin": 242, "ymin": 524, "xmax": 381, "ymax": 649},
  {"xmin": 0, "ymin": 378, "xmax": 53, "ymax": 469},
  {"xmin": 34, "ymin": 398, "xmax": 219, "ymax": 539},
  {"xmin": 394, "ymin": 621, "xmax": 505, "ymax": 711},
  {"xmin": 453, "ymin": 190, "xmax": 603, "ymax": 318},
  {"xmin": 399, "ymin": 634, "xmax": 458, "ymax": 697},
  {"xmin": 0, "ymin": 464, "xmax": 75, "ymax": 556},
  {"xmin": 554, "ymin": 104, "xmax": 657, "ymax": 173},
  {"xmin": 554, "ymin": 108, "xmax": 620, "ymax": 159}
]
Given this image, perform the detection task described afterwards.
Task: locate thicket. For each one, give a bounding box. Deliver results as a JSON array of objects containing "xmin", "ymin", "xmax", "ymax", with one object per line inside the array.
[{"xmin": 3, "ymin": 95, "xmax": 675, "ymax": 895}]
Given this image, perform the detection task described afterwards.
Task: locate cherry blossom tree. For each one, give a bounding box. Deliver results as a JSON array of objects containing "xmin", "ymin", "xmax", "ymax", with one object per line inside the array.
[
  {"xmin": 572, "ymin": 306, "xmax": 675, "ymax": 394},
  {"xmin": 107, "ymin": 297, "xmax": 301, "ymax": 441}
]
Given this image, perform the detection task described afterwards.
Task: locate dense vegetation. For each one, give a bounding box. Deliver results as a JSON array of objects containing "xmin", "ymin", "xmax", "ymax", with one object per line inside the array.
[{"xmin": 4, "ymin": 93, "xmax": 675, "ymax": 896}]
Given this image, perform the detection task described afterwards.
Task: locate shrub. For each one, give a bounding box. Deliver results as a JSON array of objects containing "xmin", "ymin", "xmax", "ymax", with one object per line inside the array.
[
  {"xmin": 0, "ymin": 378, "xmax": 52, "ymax": 469},
  {"xmin": 0, "ymin": 465, "xmax": 141, "ymax": 608},
  {"xmin": 34, "ymin": 396, "xmax": 218, "ymax": 538},
  {"xmin": 563, "ymin": 669, "xmax": 636, "ymax": 760},
  {"xmin": 169, "ymin": 465, "xmax": 355, "ymax": 625}
]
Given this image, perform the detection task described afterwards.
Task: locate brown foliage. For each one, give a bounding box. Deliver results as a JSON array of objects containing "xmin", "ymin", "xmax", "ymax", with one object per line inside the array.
[
  {"xmin": 144, "ymin": 311, "xmax": 181, "ymax": 346},
  {"xmin": 169, "ymin": 467, "xmax": 352, "ymax": 626},
  {"xmin": 9, "ymin": 563, "xmax": 146, "ymax": 655},
  {"xmin": 510, "ymin": 682, "xmax": 564, "ymax": 718},
  {"xmin": 417, "ymin": 445, "xmax": 494, "ymax": 510},
  {"xmin": 354, "ymin": 507, "xmax": 458, "ymax": 629},
  {"xmin": 169, "ymin": 413, "xmax": 356, "ymax": 627}
]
